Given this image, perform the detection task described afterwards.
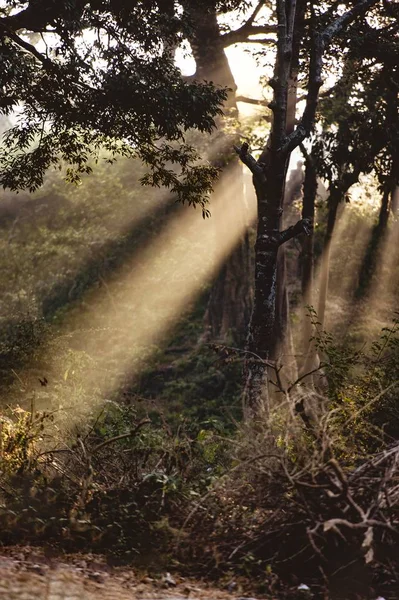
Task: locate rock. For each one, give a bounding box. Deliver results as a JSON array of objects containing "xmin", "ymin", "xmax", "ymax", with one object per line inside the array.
[
  {"xmin": 226, "ymin": 580, "xmax": 237, "ymax": 592},
  {"xmin": 297, "ymin": 583, "xmax": 313, "ymax": 597},
  {"xmin": 27, "ymin": 564, "xmax": 47, "ymax": 576},
  {"xmin": 88, "ymin": 571, "xmax": 105, "ymax": 583},
  {"xmin": 162, "ymin": 572, "xmax": 177, "ymax": 587}
]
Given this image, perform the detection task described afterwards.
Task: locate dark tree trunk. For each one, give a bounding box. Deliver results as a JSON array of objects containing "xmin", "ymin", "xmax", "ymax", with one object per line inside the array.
[
  {"xmin": 317, "ymin": 167, "xmax": 360, "ymax": 332},
  {"xmin": 204, "ymin": 216, "xmax": 253, "ymax": 344},
  {"xmin": 183, "ymin": 2, "xmax": 237, "ymax": 107},
  {"xmin": 392, "ymin": 185, "xmax": 399, "ymax": 215},
  {"xmin": 355, "ymin": 187, "xmax": 391, "ymax": 299},
  {"xmin": 317, "ymin": 189, "xmax": 341, "ymax": 331},
  {"xmin": 230, "ymin": 0, "xmax": 377, "ymax": 411},
  {"xmin": 184, "ymin": 1, "xmax": 253, "ymax": 344},
  {"xmin": 300, "ymin": 148, "xmax": 317, "ymax": 362},
  {"xmin": 274, "ymin": 164, "xmax": 304, "ymax": 381}
]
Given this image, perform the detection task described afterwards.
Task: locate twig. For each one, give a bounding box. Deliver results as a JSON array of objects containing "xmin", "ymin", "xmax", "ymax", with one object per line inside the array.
[
  {"xmin": 287, "ymin": 363, "xmax": 325, "ymax": 393},
  {"xmin": 92, "ymin": 418, "xmax": 151, "ymax": 453}
]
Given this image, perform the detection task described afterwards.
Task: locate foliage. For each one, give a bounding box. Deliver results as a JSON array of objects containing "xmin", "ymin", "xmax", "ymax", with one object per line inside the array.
[
  {"xmin": 0, "ymin": 400, "xmax": 230, "ymax": 560},
  {"xmin": 312, "ymin": 14, "xmax": 399, "ymax": 198},
  {"xmin": 175, "ymin": 321, "xmax": 399, "ymax": 597},
  {"xmin": 306, "ymin": 310, "xmax": 399, "ymax": 455},
  {"xmin": 0, "ymin": 1, "xmax": 227, "ymax": 208}
]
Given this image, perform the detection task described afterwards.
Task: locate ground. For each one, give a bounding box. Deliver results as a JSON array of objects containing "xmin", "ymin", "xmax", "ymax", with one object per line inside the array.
[{"xmin": 0, "ymin": 547, "xmax": 245, "ymax": 600}]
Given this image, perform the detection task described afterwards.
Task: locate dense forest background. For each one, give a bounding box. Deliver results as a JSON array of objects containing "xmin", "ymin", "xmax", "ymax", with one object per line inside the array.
[{"xmin": 0, "ymin": 1, "xmax": 398, "ymax": 599}]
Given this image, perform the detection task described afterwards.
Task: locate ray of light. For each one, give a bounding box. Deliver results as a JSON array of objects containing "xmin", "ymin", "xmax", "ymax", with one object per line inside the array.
[
  {"xmin": 12, "ymin": 165, "xmax": 256, "ymax": 426},
  {"xmin": 347, "ymin": 215, "xmax": 399, "ymax": 340},
  {"xmin": 326, "ymin": 206, "xmax": 375, "ymax": 305},
  {"xmin": 311, "ymin": 203, "xmax": 375, "ymax": 331}
]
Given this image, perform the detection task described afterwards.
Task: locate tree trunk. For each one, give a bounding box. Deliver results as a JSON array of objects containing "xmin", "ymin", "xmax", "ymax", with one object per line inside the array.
[
  {"xmin": 246, "ymin": 160, "xmax": 289, "ymax": 409},
  {"xmin": 355, "ymin": 187, "xmax": 390, "ymax": 299},
  {"xmin": 300, "ymin": 148, "xmax": 317, "ymax": 360},
  {"xmin": 241, "ymin": 0, "xmax": 310, "ymax": 411},
  {"xmin": 235, "ymin": 0, "xmax": 377, "ymax": 412},
  {"xmin": 183, "ymin": 2, "xmax": 237, "ymax": 108},
  {"xmin": 274, "ymin": 164, "xmax": 304, "ymax": 381},
  {"xmin": 392, "ymin": 185, "xmax": 399, "ymax": 215},
  {"xmin": 184, "ymin": 1, "xmax": 253, "ymax": 344},
  {"xmin": 272, "ymin": 0, "xmax": 306, "ymax": 383},
  {"xmin": 316, "ymin": 165, "xmax": 362, "ymax": 332},
  {"xmin": 317, "ymin": 189, "xmax": 341, "ymax": 332}
]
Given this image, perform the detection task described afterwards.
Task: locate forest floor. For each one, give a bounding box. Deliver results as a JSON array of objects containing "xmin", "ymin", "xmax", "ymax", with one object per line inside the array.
[{"xmin": 0, "ymin": 546, "xmax": 249, "ymax": 600}]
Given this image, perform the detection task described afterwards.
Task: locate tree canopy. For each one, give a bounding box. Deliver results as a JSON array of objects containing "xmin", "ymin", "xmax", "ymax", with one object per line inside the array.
[{"xmin": 0, "ymin": 0, "xmax": 229, "ymax": 210}]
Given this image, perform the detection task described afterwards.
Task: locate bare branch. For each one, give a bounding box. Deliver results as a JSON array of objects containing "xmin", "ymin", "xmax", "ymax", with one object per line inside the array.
[
  {"xmin": 93, "ymin": 419, "xmax": 151, "ymax": 454},
  {"xmin": 287, "ymin": 362, "xmax": 326, "ymax": 393},
  {"xmin": 222, "ymin": 26, "xmax": 276, "ymax": 46},
  {"xmin": 278, "ymin": 217, "xmax": 313, "ymax": 246},
  {"xmin": 236, "ymin": 95, "xmax": 269, "ymax": 107},
  {"xmin": 221, "ymin": 2, "xmax": 276, "ymax": 47},
  {"xmin": 245, "ymin": 36, "xmax": 276, "ymax": 44},
  {"xmin": 246, "ymin": 24, "xmax": 277, "ymax": 35},
  {"xmin": 244, "ymin": 0, "xmax": 266, "ymax": 28},
  {"xmin": 234, "ymin": 142, "xmax": 266, "ymax": 177}
]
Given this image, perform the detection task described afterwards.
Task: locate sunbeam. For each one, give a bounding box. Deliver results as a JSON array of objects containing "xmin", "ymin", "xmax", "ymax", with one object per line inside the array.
[
  {"xmin": 348, "ymin": 214, "xmax": 399, "ymax": 340},
  {"xmin": 9, "ymin": 164, "xmax": 256, "ymax": 426}
]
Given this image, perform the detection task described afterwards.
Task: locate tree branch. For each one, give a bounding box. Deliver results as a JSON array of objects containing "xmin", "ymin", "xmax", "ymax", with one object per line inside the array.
[
  {"xmin": 245, "ymin": 36, "xmax": 276, "ymax": 44},
  {"xmin": 221, "ymin": 0, "xmax": 276, "ymax": 49},
  {"xmin": 0, "ymin": 22, "xmax": 52, "ymax": 67},
  {"xmin": 234, "ymin": 142, "xmax": 266, "ymax": 177},
  {"xmin": 0, "ymin": 6, "xmax": 52, "ymax": 32},
  {"xmin": 280, "ymin": 0, "xmax": 379, "ymax": 154},
  {"xmin": 236, "ymin": 95, "xmax": 269, "ymax": 107},
  {"xmin": 93, "ymin": 419, "xmax": 151, "ymax": 454},
  {"xmin": 278, "ymin": 217, "xmax": 313, "ymax": 246},
  {"xmin": 222, "ymin": 25, "xmax": 276, "ymax": 46},
  {"xmin": 244, "ymin": 0, "xmax": 266, "ymax": 28}
]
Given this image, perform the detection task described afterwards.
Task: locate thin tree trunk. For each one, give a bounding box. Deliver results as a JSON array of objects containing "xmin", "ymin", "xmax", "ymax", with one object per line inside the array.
[
  {"xmin": 300, "ymin": 147, "xmax": 317, "ymax": 360},
  {"xmin": 392, "ymin": 185, "xmax": 399, "ymax": 215},
  {"xmin": 273, "ymin": 0, "xmax": 306, "ymax": 383},
  {"xmin": 355, "ymin": 187, "xmax": 391, "ymax": 299},
  {"xmin": 317, "ymin": 189, "xmax": 341, "ymax": 331},
  {"xmin": 317, "ymin": 168, "xmax": 360, "ymax": 332}
]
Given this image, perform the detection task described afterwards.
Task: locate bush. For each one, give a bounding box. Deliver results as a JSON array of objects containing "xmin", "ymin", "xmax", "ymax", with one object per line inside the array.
[
  {"xmin": 177, "ymin": 319, "xmax": 399, "ymax": 597},
  {"xmin": 0, "ymin": 401, "xmax": 230, "ymax": 563}
]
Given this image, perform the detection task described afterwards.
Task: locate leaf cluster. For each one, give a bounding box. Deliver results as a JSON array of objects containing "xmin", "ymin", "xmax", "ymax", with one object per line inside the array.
[{"xmin": 0, "ymin": 0, "xmax": 228, "ymax": 203}]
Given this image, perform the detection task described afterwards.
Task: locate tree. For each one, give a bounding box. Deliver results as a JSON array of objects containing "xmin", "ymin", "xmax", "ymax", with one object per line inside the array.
[
  {"xmin": 234, "ymin": 0, "xmax": 381, "ymax": 411},
  {"xmin": 313, "ymin": 29, "xmax": 399, "ymax": 330},
  {"xmin": 0, "ymin": 0, "xmax": 227, "ymax": 212},
  {"xmin": 292, "ymin": 9, "xmax": 399, "ymax": 379}
]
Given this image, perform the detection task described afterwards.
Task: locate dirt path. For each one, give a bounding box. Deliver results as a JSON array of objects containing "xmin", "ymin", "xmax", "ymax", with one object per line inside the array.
[{"xmin": 0, "ymin": 547, "xmax": 239, "ymax": 600}]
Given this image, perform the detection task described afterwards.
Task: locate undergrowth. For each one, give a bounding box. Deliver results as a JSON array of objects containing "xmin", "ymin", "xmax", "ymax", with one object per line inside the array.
[{"xmin": 0, "ymin": 318, "xmax": 398, "ymax": 598}]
